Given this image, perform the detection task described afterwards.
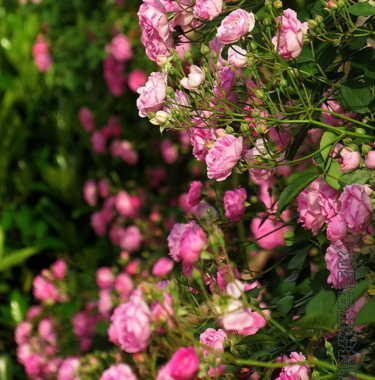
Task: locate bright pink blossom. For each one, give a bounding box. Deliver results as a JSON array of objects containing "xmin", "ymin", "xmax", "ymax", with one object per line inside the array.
[
  {"xmin": 187, "ymin": 181, "xmax": 203, "ymax": 207},
  {"xmin": 224, "ymin": 187, "xmax": 247, "ymax": 222},
  {"xmin": 206, "ymin": 135, "xmax": 243, "ymax": 181},
  {"xmin": 78, "ymin": 107, "xmax": 95, "ymax": 133},
  {"xmin": 99, "ymin": 364, "xmax": 137, "ymax": 380},
  {"xmin": 168, "ymin": 347, "xmax": 200, "ymax": 380},
  {"xmin": 128, "ymin": 69, "xmax": 147, "ymax": 93},
  {"xmin": 108, "ymin": 291, "xmax": 152, "ymax": 353},
  {"xmin": 216, "ymin": 9, "xmax": 255, "ymax": 44},
  {"xmin": 275, "ymin": 352, "xmax": 310, "ymax": 380},
  {"xmin": 152, "ymin": 258, "xmax": 174, "ymax": 277},
  {"xmin": 272, "ymin": 9, "xmax": 308, "ymax": 60},
  {"xmin": 110, "ymin": 34, "xmax": 133, "ymax": 62}
]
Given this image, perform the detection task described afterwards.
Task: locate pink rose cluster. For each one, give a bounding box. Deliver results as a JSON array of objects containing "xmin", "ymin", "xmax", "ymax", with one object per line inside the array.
[
  {"xmin": 167, "ymin": 221, "xmax": 206, "ymax": 264},
  {"xmin": 272, "ymin": 9, "xmax": 308, "ymax": 60},
  {"xmin": 275, "ymin": 352, "xmax": 310, "ymax": 380},
  {"xmin": 32, "ymin": 260, "xmax": 68, "ymax": 303},
  {"xmin": 32, "ymin": 34, "xmax": 53, "ymax": 72}
]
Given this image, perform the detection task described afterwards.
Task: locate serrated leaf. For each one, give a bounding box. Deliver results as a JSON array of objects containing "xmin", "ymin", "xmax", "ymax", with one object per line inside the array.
[
  {"xmin": 276, "ymin": 296, "xmax": 294, "ymax": 314},
  {"xmin": 276, "ymin": 173, "xmax": 319, "ymax": 218},
  {"xmin": 238, "ymin": 334, "xmax": 277, "ymax": 345},
  {"xmin": 348, "ymin": 2, "xmax": 375, "ymax": 16},
  {"xmin": 338, "ymin": 80, "xmax": 372, "ymax": 113},
  {"xmin": 338, "ymin": 169, "xmax": 372, "ymax": 187}
]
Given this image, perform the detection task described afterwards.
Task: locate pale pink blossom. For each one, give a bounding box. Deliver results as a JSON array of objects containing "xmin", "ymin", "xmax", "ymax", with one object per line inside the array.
[
  {"xmin": 110, "ymin": 34, "xmax": 133, "ymax": 62},
  {"xmin": 217, "ymin": 9, "xmax": 255, "ymax": 44}
]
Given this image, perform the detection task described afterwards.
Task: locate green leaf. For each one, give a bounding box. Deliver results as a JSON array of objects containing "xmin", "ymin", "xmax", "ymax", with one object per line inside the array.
[
  {"xmin": 348, "ymin": 2, "xmax": 375, "ymax": 16},
  {"xmin": 356, "ymin": 297, "xmax": 375, "ymax": 325},
  {"xmin": 10, "ymin": 290, "xmax": 27, "ymax": 324},
  {"xmin": 276, "ymin": 296, "xmax": 294, "ymax": 314},
  {"xmin": 0, "ymin": 227, "xmax": 4, "ymax": 258},
  {"xmin": 338, "ymin": 169, "xmax": 372, "ymax": 187},
  {"xmin": 288, "ymin": 245, "xmax": 312, "ymax": 270},
  {"xmin": 295, "ymin": 311, "xmax": 335, "ymax": 331},
  {"xmin": 319, "ymin": 132, "xmax": 337, "ymax": 163},
  {"xmin": 325, "ymin": 160, "xmax": 343, "ymax": 190},
  {"xmin": 95, "ymin": 320, "xmax": 110, "ymax": 337},
  {"xmin": 238, "ymin": 334, "xmax": 277, "ymax": 345},
  {"xmin": 338, "ymin": 80, "xmax": 372, "ymax": 113},
  {"xmin": 285, "ymin": 125, "xmax": 310, "ymax": 160},
  {"xmin": 276, "ymin": 173, "xmax": 319, "ymax": 218},
  {"xmin": 0, "ymin": 354, "xmax": 14, "ymax": 380},
  {"xmin": 306, "ymin": 289, "xmax": 336, "ymax": 314},
  {"xmin": 0, "ymin": 247, "xmax": 40, "ymax": 272}
]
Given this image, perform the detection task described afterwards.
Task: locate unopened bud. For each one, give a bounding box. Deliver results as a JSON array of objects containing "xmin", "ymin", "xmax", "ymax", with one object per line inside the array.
[
  {"xmin": 327, "ymin": 0, "xmax": 338, "ymax": 10},
  {"xmin": 337, "ymin": 0, "xmax": 345, "ymax": 8},
  {"xmin": 308, "ymin": 20, "xmax": 318, "ymax": 30},
  {"xmin": 166, "ymin": 87, "xmax": 175, "ymax": 96},
  {"xmin": 265, "ymin": 0, "xmax": 273, "ymax": 7},
  {"xmin": 355, "ymin": 128, "xmax": 366, "ymax": 135},
  {"xmin": 315, "ymin": 15, "xmax": 324, "ymax": 24},
  {"xmin": 362, "ymin": 144, "xmax": 372, "ymax": 154},
  {"xmin": 362, "ymin": 235, "xmax": 375, "ymax": 246},
  {"xmin": 156, "ymin": 54, "xmax": 168, "ymax": 67},
  {"xmin": 155, "ymin": 110, "xmax": 169, "ymax": 124},
  {"xmin": 211, "ymin": 51, "xmax": 218, "ymax": 59},
  {"xmin": 263, "ymin": 17, "xmax": 272, "ymax": 26},
  {"xmin": 223, "ymin": 340, "xmax": 231, "ymax": 349},
  {"xmin": 284, "ymin": 231, "xmax": 294, "ymax": 246},
  {"xmin": 348, "ymin": 144, "xmax": 358, "ymax": 151},
  {"xmin": 171, "ymin": 109, "xmax": 181, "ymax": 118},
  {"xmin": 240, "ymin": 123, "xmax": 249, "ymax": 133},
  {"xmin": 309, "ymin": 247, "xmax": 319, "ymax": 256},
  {"xmin": 251, "ymin": 109, "xmax": 261, "ymax": 117},
  {"xmin": 250, "ymin": 42, "xmax": 258, "ymax": 51},
  {"xmin": 200, "ymin": 45, "xmax": 210, "ymax": 55},
  {"xmin": 279, "ymin": 79, "xmax": 288, "ymax": 87},
  {"xmin": 226, "ymin": 126, "xmax": 234, "ymax": 134},
  {"xmin": 250, "ymin": 196, "xmax": 258, "ymax": 204},
  {"xmin": 184, "ymin": 51, "xmax": 192, "ymax": 61},
  {"xmin": 274, "ymin": 0, "xmax": 283, "ymax": 8},
  {"xmin": 254, "ymin": 90, "xmax": 264, "ymax": 99},
  {"xmin": 255, "ymin": 123, "xmax": 267, "ymax": 134}
]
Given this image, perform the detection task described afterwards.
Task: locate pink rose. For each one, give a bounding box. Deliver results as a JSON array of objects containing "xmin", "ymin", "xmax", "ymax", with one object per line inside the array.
[
  {"xmin": 96, "ymin": 267, "xmax": 115, "ymax": 289},
  {"xmin": 115, "ymin": 190, "xmax": 138, "ymax": 218},
  {"xmin": 251, "ymin": 214, "xmax": 290, "ymax": 249},
  {"xmin": 58, "ymin": 357, "xmax": 80, "ymax": 380},
  {"xmin": 339, "ymin": 184, "xmax": 372, "ymax": 234},
  {"xmin": 15, "ymin": 321, "xmax": 32, "ymax": 345},
  {"xmin": 138, "ymin": 1, "xmax": 174, "ymax": 61},
  {"xmin": 98, "ymin": 179, "xmax": 111, "ymax": 198},
  {"xmin": 161, "ymin": 139, "xmax": 178, "ymax": 163},
  {"xmin": 156, "ymin": 365, "xmax": 174, "ymax": 380},
  {"xmin": 152, "ymin": 258, "xmax": 174, "ymax": 277},
  {"xmin": 167, "ymin": 221, "xmax": 206, "ymax": 263},
  {"xmin": 119, "ymin": 225, "xmax": 141, "ymax": 252},
  {"xmin": 272, "ymin": 9, "xmax": 308, "ymax": 60},
  {"xmin": 193, "ymin": 0, "xmax": 222, "ymax": 20},
  {"xmin": 190, "ymin": 125, "xmax": 217, "ymax": 162},
  {"xmin": 110, "ymin": 34, "xmax": 133, "ymax": 62},
  {"xmin": 228, "ymin": 45, "xmax": 248, "ymax": 67},
  {"xmin": 51, "ymin": 259, "xmax": 66, "ymax": 280},
  {"xmin": 103, "ymin": 55, "xmax": 125, "ymax": 97},
  {"xmin": 216, "ymin": 265, "xmax": 240, "ymax": 292},
  {"xmin": 91, "ymin": 131, "xmax": 106, "ymax": 155},
  {"xmin": 325, "ymin": 240, "xmax": 354, "ymax": 289},
  {"xmin": 115, "ymin": 273, "xmax": 134, "ymax": 301},
  {"xmin": 217, "ymin": 9, "xmax": 255, "ymax": 44},
  {"xmin": 83, "ymin": 180, "xmax": 97, "ymax": 206},
  {"xmin": 317, "ymin": 182, "xmax": 340, "ymax": 221},
  {"xmin": 151, "ymin": 292, "xmax": 175, "ymax": 330},
  {"xmin": 326, "ymin": 214, "xmax": 347, "ymax": 243},
  {"xmin": 206, "ymin": 135, "xmax": 243, "ymax": 181},
  {"xmin": 137, "ymin": 71, "xmax": 166, "ymax": 117},
  {"xmin": 99, "ymin": 364, "xmax": 137, "ymax": 380},
  {"xmin": 275, "ymin": 352, "xmax": 310, "ymax": 380},
  {"xmin": 78, "ymin": 107, "xmax": 95, "ymax": 133},
  {"xmin": 128, "ymin": 69, "xmax": 147, "ymax": 93},
  {"xmin": 181, "ymin": 65, "xmax": 206, "ymax": 89},
  {"xmin": 167, "ymin": 347, "xmax": 200, "ymax": 380},
  {"xmin": 108, "ymin": 291, "xmax": 152, "ymax": 353},
  {"xmin": 245, "ymin": 141, "xmax": 275, "ymax": 182},
  {"xmin": 199, "ymin": 328, "xmax": 227, "ymax": 360},
  {"xmin": 33, "ymin": 34, "xmax": 53, "ymax": 72},
  {"xmin": 224, "ymin": 187, "xmax": 247, "ymax": 222},
  {"xmin": 91, "ymin": 212, "xmax": 107, "ymax": 236},
  {"xmin": 296, "ymin": 180, "xmax": 325, "ymax": 235},
  {"xmin": 341, "ymin": 151, "xmax": 361, "ymax": 172},
  {"xmin": 187, "ymin": 181, "xmax": 203, "ymax": 207},
  {"xmin": 321, "ymin": 93, "xmax": 355, "ymax": 127},
  {"xmin": 365, "ymin": 150, "xmax": 375, "ymax": 169}
]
